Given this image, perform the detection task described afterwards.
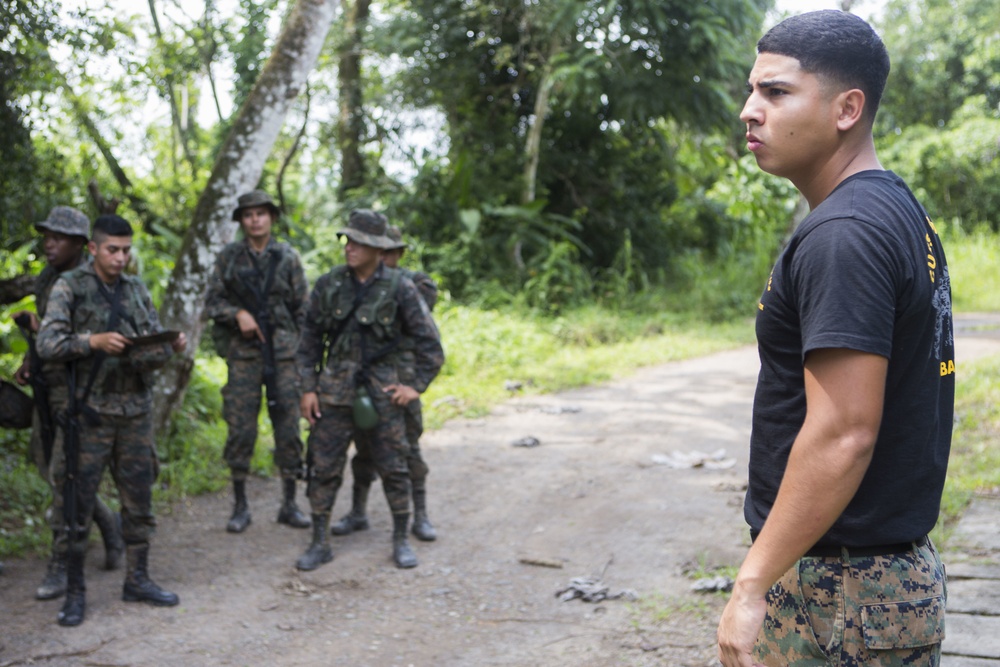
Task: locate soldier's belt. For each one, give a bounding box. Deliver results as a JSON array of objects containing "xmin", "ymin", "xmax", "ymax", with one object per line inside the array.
[{"xmin": 751, "ymin": 533, "xmax": 928, "ymax": 559}]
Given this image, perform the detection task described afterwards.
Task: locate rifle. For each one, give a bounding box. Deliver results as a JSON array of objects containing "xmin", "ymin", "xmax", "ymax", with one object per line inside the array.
[
  {"xmin": 236, "ymin": 248, "xmax": 281, "ymax": 417},
  {"xmin": 14, "ymin": 314, "xmax": 56, "ymax": 464}
]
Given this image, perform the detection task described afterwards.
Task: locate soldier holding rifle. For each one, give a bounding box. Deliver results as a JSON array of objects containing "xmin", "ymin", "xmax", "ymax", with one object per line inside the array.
[
  {"xmin": 206, "ymin": 190, "xmax": 310, "ymax": 533},
  {"xmin": 38, "ymin": 213, "xmax": 187, "ymax": 626},
  {"xmin": 12, "ymin": 206, "xmax": 124, "ymax": 602}
]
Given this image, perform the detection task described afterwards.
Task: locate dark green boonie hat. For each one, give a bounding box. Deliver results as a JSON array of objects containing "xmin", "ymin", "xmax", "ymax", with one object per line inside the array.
[
  {"xmin": 232, "ymin": 190, "xmax": 280, "ymax": 221},
  {"xmin": 336, "ymin": 209, "xmax": 394, "ymax": 249},
  {"xmin": 36, "ymin": 206, "xmax": 90, "ymax": 239},
  {"xmin": 385, "ymin": 226, "xmax": 408, "ymax": 251}
]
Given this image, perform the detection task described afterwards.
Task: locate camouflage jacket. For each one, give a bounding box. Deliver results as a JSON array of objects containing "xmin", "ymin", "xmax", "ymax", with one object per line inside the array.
[
  {"xmin": 206, "ymin": 237, "xmax": 308, "ymax": 360},
  {"xmin": 297, "ymin": 263, "xmax": 444, "ymax": 406},
  {"xmin": 37, "ymin": 262, "xmax": 174, "ymax": 416},
  {"xmin": 395, "ymin": 267, "xmax": 439, "ymax": 386}
]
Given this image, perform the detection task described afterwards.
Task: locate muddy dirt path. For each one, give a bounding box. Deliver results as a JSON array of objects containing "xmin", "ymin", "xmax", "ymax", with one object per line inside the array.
[{"xmin": 3, "ymin": 318, "xmax": 999, "ymax": 667}]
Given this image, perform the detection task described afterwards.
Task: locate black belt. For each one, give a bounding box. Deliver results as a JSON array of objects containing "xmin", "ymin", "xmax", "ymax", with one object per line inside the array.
[
  {"xmin": 804, "ymin": 535, "xmax": 929, "ymax": 558},
  {"xmin": 749, "ymin": 532, "xmax": 928, "ymax": 558}
]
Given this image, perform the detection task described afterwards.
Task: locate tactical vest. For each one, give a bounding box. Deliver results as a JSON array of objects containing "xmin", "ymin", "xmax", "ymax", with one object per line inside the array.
[
  {"xmin": 316, "ymin": 265, "xmax": 402, "ymax": 364},
  {"xmin": 61, "ymin": 267, "xmax": 162, "ymax": 395},
  {"xmin": 219, "ymin": 241, "xmax": 297, "ymax": 331}
]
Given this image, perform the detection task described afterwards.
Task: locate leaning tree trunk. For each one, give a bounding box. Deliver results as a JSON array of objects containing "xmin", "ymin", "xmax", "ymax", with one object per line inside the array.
[
  {"xmin": 151, "ymin": 0, "xmax": 339, "ymax": 437},
  {"xmin": 337, "ymin": 0, "xmax": 371, "ymax": 197}
]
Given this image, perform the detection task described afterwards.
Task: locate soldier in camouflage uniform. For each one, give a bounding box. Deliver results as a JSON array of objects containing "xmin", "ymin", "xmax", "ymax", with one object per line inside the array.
[
  {"xmin": 12, "ymin": 206, "xmax": 124, "ymax": 601},
  {"xmin": 206, "ymin": 190, "xmax": 310, "ymax": 533},
  {"xmin": 717, "ymin": 12, "xmax": 953, "ymax": 666},
  {"xmin": 331, "ymin": 225, "xmax": 440, "ymax": 542},
  {"xmin": 38, "ymin": 214, "xmax": 187, "ymax": 627},
  {"xmin": 296, "ymin": 210, "xmax": 444, "ymax": 571}
]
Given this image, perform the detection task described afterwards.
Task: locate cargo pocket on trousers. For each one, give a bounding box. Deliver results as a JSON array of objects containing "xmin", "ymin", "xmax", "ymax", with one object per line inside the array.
[{"xmin": 861, "ymin": 596, "xmax": 945, "ymax": 649}]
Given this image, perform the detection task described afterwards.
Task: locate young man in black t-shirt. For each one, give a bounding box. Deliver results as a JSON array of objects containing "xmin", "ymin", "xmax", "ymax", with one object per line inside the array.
[{"xmin": 718, "ymin": 11, "xmax": 954, "ymax": 667}]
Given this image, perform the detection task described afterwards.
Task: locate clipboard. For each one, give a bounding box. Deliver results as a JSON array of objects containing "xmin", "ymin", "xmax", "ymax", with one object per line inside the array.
[{"xmin": 129, "ymin": 330, "xmax": 181, "ymax": 347}]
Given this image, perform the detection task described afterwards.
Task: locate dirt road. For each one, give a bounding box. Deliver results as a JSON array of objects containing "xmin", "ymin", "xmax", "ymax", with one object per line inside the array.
[{"xmin": 3, "ymin": 319, "xmax": 998, "ymax": 667}]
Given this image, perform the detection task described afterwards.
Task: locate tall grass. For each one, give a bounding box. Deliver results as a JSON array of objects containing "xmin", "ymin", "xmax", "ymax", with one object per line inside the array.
[{"xmin": 945, "ymin": 230, "xmax": 1000, "ymax": 312}]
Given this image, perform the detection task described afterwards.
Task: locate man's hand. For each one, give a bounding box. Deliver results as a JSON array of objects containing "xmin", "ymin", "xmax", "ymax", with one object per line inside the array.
[
  {"xmin": 384, "ymin": 383, "xmax": 419, "ymax": 406},
  {"xmin": 14, "ymin": 359, "xmax": 30, "ymax": 385},
  {"xmin": 12, "ymin": 310, "xmax": 39, "ymax": 333},
  {"xmin": 171, "ymin": 332, "xmax": 188, "ymax": 353},
  {"xmin": 235, "ymin": 309, "xmax": 264, "ymax": 342},
  {"xmin": 90, "ymin": 332, "xmax": 133, "ymax": 356},
  {"xmin": 301, "ymin": 391, "xmax": 321, "ymax": 426},
  {"xmin": 717, "ymin": 581, "xmax": 767, "ymax": 667}
]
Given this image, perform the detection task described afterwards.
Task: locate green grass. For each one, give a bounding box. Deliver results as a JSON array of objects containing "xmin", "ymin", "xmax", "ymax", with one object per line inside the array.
[
  {"xmin": 933, "ymin": 353, "xmax": 1000, "ymax": 546},
  {"xmin": 946, "ymin": 230, "xmax": 1000, "ymax": 312}
]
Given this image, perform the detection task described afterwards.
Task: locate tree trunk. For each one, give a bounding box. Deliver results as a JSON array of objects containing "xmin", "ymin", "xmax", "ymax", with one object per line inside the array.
[
  {"xmin": 337, "ymin": 0, "xmax": 371, "ymax": 197},
  {"xmin": 151, "ymin": 0, "xmax": 339, "ymax": 436}
]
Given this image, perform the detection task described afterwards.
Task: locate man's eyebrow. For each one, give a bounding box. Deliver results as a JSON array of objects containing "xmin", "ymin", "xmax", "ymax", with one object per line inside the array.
[{"xmin": 747, "ymin": 78, "xmax": 793, "ymax": 93}]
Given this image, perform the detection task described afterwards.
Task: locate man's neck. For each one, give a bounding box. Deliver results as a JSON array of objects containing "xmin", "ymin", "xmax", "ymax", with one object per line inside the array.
[
  {"xmin": 798, "ymin": 137, "xmax": 883, "ymax": 209},
  {"xmin": 351, "ymin": 262, "xmax": 380, "ymax": 284},
  {"xmin": 247, "ymin": 236, "xmax": 271, "ymax": 254},
  {"xmin": 53, "ymin": 254, "xmax": 85, "ymax": 274}
]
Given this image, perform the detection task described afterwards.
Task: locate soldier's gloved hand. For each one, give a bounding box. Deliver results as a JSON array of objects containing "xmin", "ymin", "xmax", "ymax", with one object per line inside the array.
[
  {"xmin": 90, "ymin": 332, "xmax": 133, "ymax": 356},
  {"xmin": 301, "ymin": 391, "xmax": 321, "ymax": 426},
  {"xmin": 14, "ymin": 359, "xmax": 30, "ymax": 385},
  {"xmin": 11, "ymin": 310, "xmax": 39, "ymax": 333},
  {"xmin": 235, "ymin": 309, "xmax": 264, "ymax": 342},
  {"xmin": 385, "ymin": 383, "xmax": 419, "ymax": 406}
]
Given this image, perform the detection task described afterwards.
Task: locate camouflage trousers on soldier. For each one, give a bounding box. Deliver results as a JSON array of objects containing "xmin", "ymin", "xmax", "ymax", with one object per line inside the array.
[
  {"xmin": 352, "ymin": 398, "xmax": 428, "ymax": 487},
  {"xmin": 33, "ymin": 409, "xmax": 117, "ymax": 555},
  {"xmin": 754, "ymin": 539, "xmax": 946, "ymax": 666},
  {"xmin": 222, "ymin": 357, "xmax": 304, "ymax": 480},
  {"xmin": 305, "ymin": 397, "xmax": 411, "ymax": 516},
  {"xmin": 51, "ymin": 411, "xmax": 158, "ymax": 549}
]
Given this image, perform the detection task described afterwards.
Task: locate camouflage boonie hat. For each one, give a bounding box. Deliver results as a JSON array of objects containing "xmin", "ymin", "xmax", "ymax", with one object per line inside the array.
[
  {"xmin": 232, "ymin": 190, "xmax": 281, "ymax": 221},
  {"xmin": 35, "ymin": 206, "xmax": 90, "ymax": 239},
  {"xmin": 385, "ymin": 226, "xmax": 408, "ymax": 251},
  {"xmin": 336, "ymin": 209, "xmax": 394, "ymax": 249}
]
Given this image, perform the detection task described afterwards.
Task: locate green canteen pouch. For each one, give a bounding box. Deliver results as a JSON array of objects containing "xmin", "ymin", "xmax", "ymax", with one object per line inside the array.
[{"xmin": 352, "ymin": 385, "xmax": 379, "ymax": 430}]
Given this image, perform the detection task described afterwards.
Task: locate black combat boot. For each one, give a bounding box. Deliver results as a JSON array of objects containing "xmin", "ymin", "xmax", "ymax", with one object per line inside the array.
[
  {"xmin": 36, "ymin": 532, "xmax": 68, "ymax": 600},
  {"xmin": 122, "ymin": 543, "xmax": 180, "ymax": 607},
  {"xmin": 276, "ymin": 478, "xmax": 311, "ymax": 528},
  {"xmin": 411, "ymin": 482, "xmax": 437, "ymax": 542},
  {"xmin": 93, "ymin": 499, "xmax": 125, "ymax": 570},
  {"xmin": 226, "ymin": 478, "xmax": 251, "ymax": 533},
  {"xmin": 57, "ymin": 550, "xmax": 86, "ymax": 627},
  {"xmin": 296, "ymin": 514, "xmax": 334, "ymax": 571},
  {"xmin": 330, "ymin": 483, "xmax": 370, "ymax": 535},
  {"xmin": 392, "ymin": 513, "xmax": 418, "ymax": 569}
]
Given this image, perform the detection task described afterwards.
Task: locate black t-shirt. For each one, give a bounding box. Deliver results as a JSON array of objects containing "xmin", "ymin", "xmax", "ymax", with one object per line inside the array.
[{"xmin": 745, "ymin": 170, "xmax": 955, "ymax": 547}]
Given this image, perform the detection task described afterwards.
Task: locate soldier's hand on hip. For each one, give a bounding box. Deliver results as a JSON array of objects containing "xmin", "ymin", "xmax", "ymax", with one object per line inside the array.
[
  {"xmin": 301, "ymin": 391, "xmax": 321, "ymax": 426},
  {"xmin": 385, "ymin": 383, "xmax": 419, "ymax": 406},
  {"xmin": 90, "ymin": 332, "xmax": 133, "ymax": 356},
  {"xmin": 235, "ymin": 309, "xmax": 264, "ymax": 341}
]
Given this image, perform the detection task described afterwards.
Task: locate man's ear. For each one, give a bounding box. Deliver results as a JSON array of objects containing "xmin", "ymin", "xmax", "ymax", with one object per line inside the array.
[
  {"xmin": 87, "ymin": 240, "xmax": 98, "ymax": 256},
  {"xmin": 836, "ymin": 88, "xmax": 867, "ymax": 131}
]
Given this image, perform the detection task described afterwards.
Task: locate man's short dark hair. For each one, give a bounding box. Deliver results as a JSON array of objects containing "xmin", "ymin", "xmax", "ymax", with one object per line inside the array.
[
  {"xmin": 758, "ymin": 10, "xmax": 890, "ymax": 123},
  {"xmin": 92, "ymin": 214, "xmax": 134, "ymax": 243}
]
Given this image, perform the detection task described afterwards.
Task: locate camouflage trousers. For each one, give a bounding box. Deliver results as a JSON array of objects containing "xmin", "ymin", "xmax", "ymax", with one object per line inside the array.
[
  {"xmin": 351, "ymin": 398, "xmax": 428, "ymax": 487},
  {"xmin": 222, "ymin": 357, "xmax": 304, "ymax": 480},
  {"xmin": 305, "ymin": 396, "xmax": 411, "ymax": 516},
  {"xmin": 33, "ymin": 408, "xmax": 116, "ymax": 555},
  {"xmin": 51, "ymin": 411, "xmax": 158, "ymax": 549},
  {"xmin": 754, "ymin": 539, "xmax": 946, "ymax": 666}
]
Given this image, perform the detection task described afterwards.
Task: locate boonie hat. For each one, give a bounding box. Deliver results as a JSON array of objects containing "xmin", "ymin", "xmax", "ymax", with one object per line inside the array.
[
  {"xmin": 385, "ymin": 226, "xmax": 408, "ymax": 251},
  {"xmin": 232, "ymin": 190, "xmax": 280, "ymax": 221},
  {"xmin": 336, "ymin": 209, "xmax": 395, "ymax": 249},
  {"xmin": 35, "ymin": 206, "xmax": 90, "ymax": 239}
]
